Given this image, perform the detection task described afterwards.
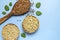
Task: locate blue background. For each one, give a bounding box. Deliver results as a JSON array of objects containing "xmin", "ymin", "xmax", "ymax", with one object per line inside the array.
[{"xmin": 0, "ymin": 0, "xmax": 60, "ymax": 40}]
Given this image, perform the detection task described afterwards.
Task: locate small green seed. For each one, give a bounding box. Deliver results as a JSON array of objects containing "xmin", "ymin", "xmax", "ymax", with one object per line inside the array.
[
  {"xmin": 21, "ymin": 33, "xmax": 26, "ymax": 38},
  {"xmin": 9, "ymin": 2, "xmax": 12, "ymax": 6},
  {"xmin": 36, "ymin": 11, "xmax": 42, "ymax": 16},
  {"xmin": 36, "ymin": 2, "xmax": 41, "ymax": 8},
  {"xmin": 2, "ymin": 11, "xmax": 6, "ymax": 15},
  {"xmin": 4, "ymin": 5, "xmax": 9, "ymax": 11}
]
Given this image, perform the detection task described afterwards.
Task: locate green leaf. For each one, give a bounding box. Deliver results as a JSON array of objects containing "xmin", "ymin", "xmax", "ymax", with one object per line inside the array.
[
  {"xmin": 36, "ymin": 2, "xmax": 41, "ymax": 8},
  {"xmin": 4, "ymin": 5, "xmax": 9, "ymax": 11},
  {"xmin": 2, "ymin": 11, "xmax": 6, "ymax": 15},
  {"xmin": 9, "ymin": 2, "xmax": 12, "ymax": 6},
  {"xmin": 21, "ymin": 33, "xmax": 26, "ymax": 38},
  {"xmin": 36, "ymin": 11, "xmax": 42, "ymax": 16}
]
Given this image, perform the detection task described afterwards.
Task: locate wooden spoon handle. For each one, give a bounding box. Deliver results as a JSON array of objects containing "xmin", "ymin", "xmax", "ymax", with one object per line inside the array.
[{"xmin": 0, "ymin": 12, "xmax": 13, "ymax": 24}]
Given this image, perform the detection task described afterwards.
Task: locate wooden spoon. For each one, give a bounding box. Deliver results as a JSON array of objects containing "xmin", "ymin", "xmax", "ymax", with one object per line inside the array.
[{"xmin": 0, "ymin": 0, "xmax": 31, "ymax": 24}]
